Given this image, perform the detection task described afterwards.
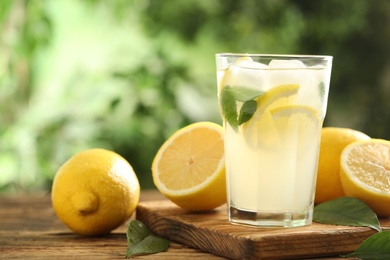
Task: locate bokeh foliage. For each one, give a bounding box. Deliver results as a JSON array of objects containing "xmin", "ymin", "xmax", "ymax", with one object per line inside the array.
[{"xmin": 1, "ymin": 0, "xmax": 390, "ymax": 192}]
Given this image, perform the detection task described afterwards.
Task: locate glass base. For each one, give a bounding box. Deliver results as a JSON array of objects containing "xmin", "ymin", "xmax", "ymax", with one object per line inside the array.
[{"xmin": 229, "ymin": 205, "xmax": 313, "ymax": 228}]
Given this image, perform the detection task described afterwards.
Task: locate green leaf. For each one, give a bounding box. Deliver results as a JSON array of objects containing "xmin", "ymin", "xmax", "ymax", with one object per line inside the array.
[
  {"xmin": 227, "ymin": 86, "xmax": 264, "ymax": 102},
  {"xmin": 342, "ymin": 231, "xmax": 390, "ymax": 259},
  {"xmin": 313, "ymin": 197, "xmax": 381, "ymax": 232},
  {"xmin": 318, "ymin": 82, "xmax": 326, "ymax": 102},
  {"xmin": 220, "ymin": 86, "xmax": 264, "ymax": 130},
  {"xmin": 238, "ymin": 99, "xmax": 257, "ymax": 125},
  {"xmin": 220, "ymin": 86, "xmax": 238, "ymax": 130},
  {"xmin": 126, "ymin": 220, "xmax": 170, "ymax": 258}
]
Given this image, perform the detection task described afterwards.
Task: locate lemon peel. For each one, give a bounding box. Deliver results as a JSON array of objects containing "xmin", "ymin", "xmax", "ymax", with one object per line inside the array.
[
  {"xmin": 52, "ymin": 148, "xmax": 140, "ymax": 235},
  {"xmin": 315, "ymin": 127, "xmax": 370, "ymax": 204}
]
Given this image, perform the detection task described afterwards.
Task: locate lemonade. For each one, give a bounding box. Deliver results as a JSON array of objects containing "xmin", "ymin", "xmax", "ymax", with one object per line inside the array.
[{"xmin": 216, "ymin": 54, "xmax": 332, "ymax": 227}]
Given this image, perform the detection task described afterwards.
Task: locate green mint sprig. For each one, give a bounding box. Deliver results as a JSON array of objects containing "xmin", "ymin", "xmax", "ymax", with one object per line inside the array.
[{"xmin": 220, "ymin": 86, "xmax": 264, "ymax": 130}]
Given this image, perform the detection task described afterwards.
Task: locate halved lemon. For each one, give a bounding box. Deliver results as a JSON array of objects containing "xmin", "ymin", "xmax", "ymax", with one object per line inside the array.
[
  {"xmin": 152, "ymin": 122, "xmax": 226, "ymax": 212},
  {"xmin": 242, "ymin": 84, "xmax": 300, "ymax": 148},
  {"xmin": 340, "ymin": 139, "xmax": 390, "ymax": 217}
]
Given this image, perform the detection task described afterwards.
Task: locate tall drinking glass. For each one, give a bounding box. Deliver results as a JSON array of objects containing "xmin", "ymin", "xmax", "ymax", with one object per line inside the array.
[{"xmin": 216, "ymin": 54, "xmax": 333, "ymax": 227}]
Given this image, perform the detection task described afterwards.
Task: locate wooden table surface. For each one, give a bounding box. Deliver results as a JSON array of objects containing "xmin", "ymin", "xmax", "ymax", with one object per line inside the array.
[
  {"xmin": 0, "ymin": 190, "xmax": 228, "ymax": 259},
  {"xmin": 0, "ymin": 190, "xmax": 354, "ymax": 259}
]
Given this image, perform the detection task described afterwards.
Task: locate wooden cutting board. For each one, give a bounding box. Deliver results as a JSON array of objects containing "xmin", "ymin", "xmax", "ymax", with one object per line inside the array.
[{"xmin": 136, "ymin": 200, "xmax": 390, "ymax": 260}]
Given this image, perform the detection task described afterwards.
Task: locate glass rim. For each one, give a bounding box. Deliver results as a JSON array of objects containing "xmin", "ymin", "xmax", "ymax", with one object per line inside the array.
[{"xmin": 216, "ymin": 53, "xmax": 332, "ymax": 60}]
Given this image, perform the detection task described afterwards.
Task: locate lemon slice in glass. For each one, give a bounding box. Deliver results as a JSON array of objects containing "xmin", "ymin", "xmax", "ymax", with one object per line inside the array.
[
  {"xmin": 271, "ymin": 105, "xmax": 321, "ymax": 156},
  {"xmin": 271, "ymin": 104, "xmax": 321, "ymax": 137},
  {"xmin": 242, "ymin": 84, "xmax": 300, "ymax": 148}
]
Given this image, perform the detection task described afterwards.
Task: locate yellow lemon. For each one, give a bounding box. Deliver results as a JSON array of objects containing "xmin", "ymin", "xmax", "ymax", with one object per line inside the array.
[
  {"xmin": 152, "ymin": 122, "xmax": 226, "ymax": 212},
  {"xmin": 242, "ymin": 84, "xmax": 300, "ymax": 148},
  {"xmin": 340, "ymin": 139, "xmax": 390, "ymax": 217},
  {"xmin": 256, "ymin": 84, "xmax": 300, "ymax": 110},
  {"xmin": 271, "ymin": 105, "xmax": 320, "ymax": 136},
  {"xmin": 271, "ymin": 104, "xmax": 321, "ymax": 149},
  {"xmin": 315, "ymin": 127, "xmax": 370, "ymax": 204},
  {"xmin": 51, "ymin": 148, "xmax": 140, "ymax": 236}
]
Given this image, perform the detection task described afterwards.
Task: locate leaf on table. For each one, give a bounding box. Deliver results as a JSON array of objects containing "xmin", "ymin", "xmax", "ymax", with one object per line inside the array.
[
  {"xmin": 313, "ymin": 197, "xmax": 381, "ymax": 232},
  {"xmin": 126, "ymin": 220, "xmax": 170, "ymax": 258},
  {"xmin": 342, "ymin": 231, "xmax": 390, "ymax": 259}
]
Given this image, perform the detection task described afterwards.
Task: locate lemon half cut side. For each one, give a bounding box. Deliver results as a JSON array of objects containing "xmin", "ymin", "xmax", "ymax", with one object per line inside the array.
[
  {"xmin": 152, "ymin": 122, "xmax": 226, "ymax": 212},
  {"xmin": 340, "ymin": 139, "xmax": 390, "ymax": 217}
]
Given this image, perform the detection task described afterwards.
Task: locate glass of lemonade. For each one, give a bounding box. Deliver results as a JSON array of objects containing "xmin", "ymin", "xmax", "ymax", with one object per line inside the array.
[{"xmin": 216, "ymin": 53, "xmax": 333, "ymax": 228}]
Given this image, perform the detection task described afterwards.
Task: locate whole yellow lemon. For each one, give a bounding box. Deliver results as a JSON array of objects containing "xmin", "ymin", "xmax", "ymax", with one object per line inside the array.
[
  {"xmin": 51, "ymin": 148, "xmax": 140, "ymax": 236},
  {"xmin": 315, "ymin": 127, "xmax": 370, "ymax": 204}
]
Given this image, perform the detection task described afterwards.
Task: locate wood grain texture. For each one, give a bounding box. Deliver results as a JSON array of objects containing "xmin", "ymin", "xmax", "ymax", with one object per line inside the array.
[
  {"xmin": 0, "ymin": 192, "xmax": 224, "ymax": 259},
  {"xmin": 136, "ymin": 200, "xmax": 390, "ymax": 260}
]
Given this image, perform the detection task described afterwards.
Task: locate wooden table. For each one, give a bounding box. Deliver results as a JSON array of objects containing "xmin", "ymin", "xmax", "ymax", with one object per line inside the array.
[
  {"xmin": 0, "ymin": 190, "xmax": 227, "ymax": 259},
  {"xmin": 0, "ymin": 190, "xmax": 353, "ymax": 259}
]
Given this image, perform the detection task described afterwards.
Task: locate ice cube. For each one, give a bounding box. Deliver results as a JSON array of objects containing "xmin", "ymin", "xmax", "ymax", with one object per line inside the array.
[
  {"xmin": 269, "ymin": 59, "xmax": 305, "ymax": 69},
  {"xmin": 266, "ymin": 59, "xmax": 307, "ymax": 89},
  {"xmin": 236, "ymin": 57, "xmax": 268, "ymax": 69},
  {"xmin": 224, "ymin": 58, "xmax": 269, "ymax": 90},
  {"xmin": 295, "ymin": 66, "xmax": 331, "ymax": 117}
]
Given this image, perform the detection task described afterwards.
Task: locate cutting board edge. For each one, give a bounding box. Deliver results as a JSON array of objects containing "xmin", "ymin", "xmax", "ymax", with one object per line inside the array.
[{"xmin": 135, "ymin": 200, "xmax": 380, "ymax": 260}]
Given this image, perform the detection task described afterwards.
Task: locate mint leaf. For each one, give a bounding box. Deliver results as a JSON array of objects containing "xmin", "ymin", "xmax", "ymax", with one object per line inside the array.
[
  {"xmin": 318, "ymin": 82, "xmax": 326, "ymax": 102},
  {"xmin": 313, "ymin": 197, "xmax": 381, "ymax": 232},
  {"xmin": 220, "ymin": 86, "xmax": 238, "ymax": 130},
  {"xmin": 227, "ymin": 86, "xmax": 264, "ymax": 102},
  {"xmin": 126, "ymin": 220, "xmax": 170, "ymax": 258},
  {"xmin": 238, "ymin": 100, "xmax": 257, "ymax": 125},
  {"xmin": 220, "ymin": 86, "xmax": 264, "ymax": 129},
  {"xmin": 342, "ymin": 231, "xmax": 390, "ymax": 259}
]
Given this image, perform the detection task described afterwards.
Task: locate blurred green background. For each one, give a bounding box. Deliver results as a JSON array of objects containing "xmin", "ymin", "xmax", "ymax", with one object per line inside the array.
[{"xmin": 1, "ymin": 0, "xmax": 390, "ymax": 193}]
